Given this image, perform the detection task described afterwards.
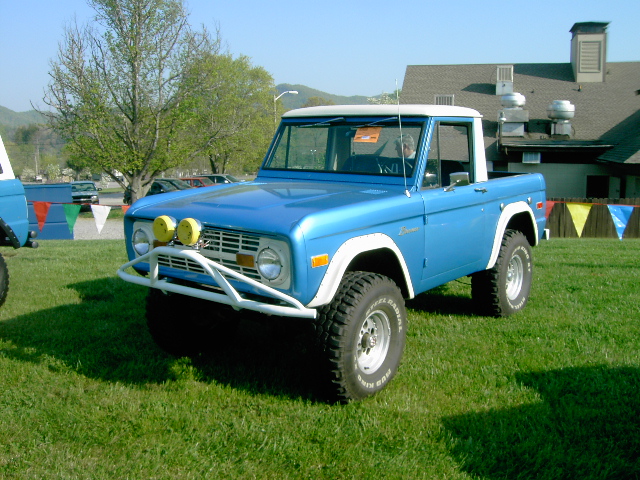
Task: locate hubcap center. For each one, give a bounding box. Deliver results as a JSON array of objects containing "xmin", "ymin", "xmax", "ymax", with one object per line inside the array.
[{"xmin": 362, "ymin": 333, "xmax": 377, "ymax": 349}]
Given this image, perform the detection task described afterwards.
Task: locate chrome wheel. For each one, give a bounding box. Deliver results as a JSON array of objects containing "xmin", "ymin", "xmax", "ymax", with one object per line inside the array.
[
  {"xmin": 505, "ymin": 253, "xmax": 524, "ymax": 301},
  {"xmin": 356, "ymin": 310, "xmax": 391, "ymax": 374}
]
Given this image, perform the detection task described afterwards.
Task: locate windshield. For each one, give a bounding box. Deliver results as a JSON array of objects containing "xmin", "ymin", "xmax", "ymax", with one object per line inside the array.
[
  {"xmin": 72, "ymin": 182, "xmax": 97, "ymax": 192},
  {"xmin": 263, "ymin": 119, "xmax": 424, "ymax": 177}
]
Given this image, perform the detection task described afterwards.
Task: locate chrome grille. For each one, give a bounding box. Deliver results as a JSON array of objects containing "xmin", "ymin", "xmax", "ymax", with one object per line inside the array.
[
  {"xmin": 157, "ymin": 228, "xmax": 262, "ymax": 281},
  {"xmin": 201, "ymin": 230, "xmax": 260, "ymax": 254}
]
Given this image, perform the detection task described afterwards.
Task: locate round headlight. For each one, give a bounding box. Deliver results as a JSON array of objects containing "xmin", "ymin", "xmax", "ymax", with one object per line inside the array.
[
  {"xmin": 257, "ymin": 248, "xmax": 282, "ymax": 280},
  {"xmin": 132, "ymin": 228, "xmax": 150, "ymax": 255},
  {"xmin": 177, "ymin": 218, "xmax": 202, "ymax": 246},
  {"xmin": 153, "ymin": 215, "xmax": 177, "ymax": 242}
]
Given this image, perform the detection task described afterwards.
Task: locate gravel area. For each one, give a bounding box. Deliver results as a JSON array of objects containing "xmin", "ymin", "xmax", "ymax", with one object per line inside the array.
[
  {"xmin": 73, "ymin": 192, "xmax": 125, "ymax": 240},
  {"xmin": 73, "ymin": 218, "xmax": 124, "ymax": 240}
]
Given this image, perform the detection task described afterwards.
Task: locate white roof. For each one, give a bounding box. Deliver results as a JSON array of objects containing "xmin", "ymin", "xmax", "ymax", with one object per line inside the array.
[{"xmin": 282, "ymin": 104, "xmax": 482, "ymax": 119}]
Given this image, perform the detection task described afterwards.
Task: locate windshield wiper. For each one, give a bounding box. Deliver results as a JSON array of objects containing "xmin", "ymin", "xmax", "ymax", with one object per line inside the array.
[
  {"xmin": 355, "ymin": 116, "xmax": 399, "ymax": 128},
  {"xmin": 299, "ymin": 117, "xmax": 345, "ymax": 128}
]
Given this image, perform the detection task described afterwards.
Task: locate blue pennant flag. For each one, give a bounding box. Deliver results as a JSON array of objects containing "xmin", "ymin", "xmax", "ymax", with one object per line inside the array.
[{"xmin": 607, "ymin": 205, "xmax": 634, "ymax": 240}]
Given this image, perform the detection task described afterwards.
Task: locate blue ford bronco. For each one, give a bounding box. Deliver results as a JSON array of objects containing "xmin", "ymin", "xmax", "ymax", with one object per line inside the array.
[
  {"xmin": 0, "ymin": 135, "xmax": 38, "ymax": 306},
  {"xmin": 118, "ymin": 105, "xmax": 546, "ymax": 402}
]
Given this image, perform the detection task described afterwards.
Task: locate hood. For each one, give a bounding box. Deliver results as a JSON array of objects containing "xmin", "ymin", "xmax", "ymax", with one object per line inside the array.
[{"xmin": 126, "ymin": 179, "xmax": 409, "ymax": 237}]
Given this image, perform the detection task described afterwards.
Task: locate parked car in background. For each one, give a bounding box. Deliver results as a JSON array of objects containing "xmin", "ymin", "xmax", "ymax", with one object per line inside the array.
[
  {"xmin": 124, "ymin": 178, "xmax": 194, "ymax": 204},
  {"xmin": 71, "ymin": 181, "xmax": 101, "ymax": 209},
  {"xmin": 201, "ymin": 174, "xmax": 241, "ymax": 184},
  {"xmin": 180, "ymin": 177, "xmax": 215, "ymax": 188},
  {"xmin": 147, "ymin": 178, "xmax": 193, "ymax": 196}
]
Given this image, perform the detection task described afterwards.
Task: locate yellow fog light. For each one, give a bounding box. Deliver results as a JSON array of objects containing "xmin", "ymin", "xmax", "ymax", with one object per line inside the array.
[
  {"xmin": 177, "ymin": 217, "xmax": 202, "ymax": 246},
  {"xmin": 153, "ymin": 215, "xmax": 177, "ymax": 242}
]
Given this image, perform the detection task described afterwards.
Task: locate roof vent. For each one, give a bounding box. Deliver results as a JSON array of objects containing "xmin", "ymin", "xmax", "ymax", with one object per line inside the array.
[
  {"xmin": 547, "ymin": 100, "xmax": 575, "ymax": 136},
  {"xmin": 498, "ymin": 93, "xmax": 529, "ymax": 137},
  {"xmin": 500, "ymin": 92, "xmax": 526, "ymax": 108},
  {"xmin": 496, "ymin": 65, "xmax": 514, "ymax": 95},
  {"xmin": 434, "ymin": 94, "xmax": 455, "ymax": 106}
]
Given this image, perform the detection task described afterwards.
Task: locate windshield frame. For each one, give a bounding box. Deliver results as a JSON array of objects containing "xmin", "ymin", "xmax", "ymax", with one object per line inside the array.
[{"xmin": 261, "ymin": 116, "xmax": 428, "ymax": 186}]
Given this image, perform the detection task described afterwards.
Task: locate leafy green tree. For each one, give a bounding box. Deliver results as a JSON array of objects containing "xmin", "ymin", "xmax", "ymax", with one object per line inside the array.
[
  {"xmin": 42, "ymin": 0, "xmax": 222, "ymax": 202},
  {"xmin": 180, "ymin": 53, "xmax": 274, "ymax": 175}
]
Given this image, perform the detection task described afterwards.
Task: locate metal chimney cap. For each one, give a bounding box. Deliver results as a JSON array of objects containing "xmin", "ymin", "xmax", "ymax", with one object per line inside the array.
[
  {"xmin": 500, "ymin": 92, "xmax": 526, "ymax": 108},
  {"xmin": 547, "ymin": 100, "xmax": 575, "ymax": 120}
]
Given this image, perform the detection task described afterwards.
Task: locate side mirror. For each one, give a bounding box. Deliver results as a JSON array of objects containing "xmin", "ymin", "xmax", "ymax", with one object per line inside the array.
[
  {"xmin": 444, "ymin": 172, "xmax": 470, "ymax": 192},
  {"xmin": 449, "ymin": 172, "xmax": 470, "ymax": 187}
]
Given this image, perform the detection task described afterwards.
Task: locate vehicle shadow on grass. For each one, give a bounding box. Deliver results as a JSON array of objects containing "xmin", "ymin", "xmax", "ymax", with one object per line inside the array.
[
  {"xmin": 406, "ymin": 283, "xmax": 477, "ymax": 317},
  {"xmin": 0, "ymin": 277, "xmax": 325, "ymax": 401},
  {"xmin": 442, "ymin": 365, "xmax": 640, "ymax": 479}
]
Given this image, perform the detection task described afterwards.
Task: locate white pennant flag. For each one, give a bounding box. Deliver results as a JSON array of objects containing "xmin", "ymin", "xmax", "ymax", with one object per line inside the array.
[{"xmin": 90, "ymin": 205, "xmax": 112, "ymax": 234}]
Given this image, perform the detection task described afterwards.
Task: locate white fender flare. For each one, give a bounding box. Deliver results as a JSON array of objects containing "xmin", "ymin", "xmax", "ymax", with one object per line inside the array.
[
  {"xmin": 306, "ymin": 233, "xmax": 415, "ymax": 308},
  {"xmin": 486, "ymin": 201, "xmax": 538, "ymax": 270}
]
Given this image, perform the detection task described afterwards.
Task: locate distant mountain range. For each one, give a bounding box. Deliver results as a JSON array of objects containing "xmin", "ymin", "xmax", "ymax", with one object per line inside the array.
[
  {"xmin": 0, "ymin": 105, "xmax": 46, "ymax": 128},
  {"xmin": 0, "ymin": 84, "xmax": 371, "ymax": 129},
  {"xmin": 275, "ymin": 84, "xmax": 370, "ymax": 109}
]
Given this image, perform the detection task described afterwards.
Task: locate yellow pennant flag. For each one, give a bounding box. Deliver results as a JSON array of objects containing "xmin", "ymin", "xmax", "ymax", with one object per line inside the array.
[{"xmin": 566, "ymin": 203, "xmax": 592, "ymax": 237}]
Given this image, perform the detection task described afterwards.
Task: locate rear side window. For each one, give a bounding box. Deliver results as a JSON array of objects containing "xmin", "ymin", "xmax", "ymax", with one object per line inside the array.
[{"xmin": 423, "ymin": 122, "xmax": 473, "ymax": 189}]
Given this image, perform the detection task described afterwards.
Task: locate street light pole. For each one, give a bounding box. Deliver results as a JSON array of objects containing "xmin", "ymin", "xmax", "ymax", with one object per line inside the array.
[{"xmin": 274, "ymin": 90, "xmax": 298, "ymax": 130}]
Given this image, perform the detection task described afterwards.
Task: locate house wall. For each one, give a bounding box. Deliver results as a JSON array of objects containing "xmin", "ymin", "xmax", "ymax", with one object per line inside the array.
[
  {"xmin": 508, "ymin": 163, "xmax": 615, "ymax": 198},
  {"xmin": 627, "ymin": 176, "xmax": 640, "ymax": 198}
]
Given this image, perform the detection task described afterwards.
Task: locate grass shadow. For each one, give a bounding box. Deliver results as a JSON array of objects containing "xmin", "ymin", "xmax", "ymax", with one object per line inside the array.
[
  {"xmin": 442, "ymin": 365, "xmax": 640, "ymax": 479},
  {"xmin": 406, "ymin": 282, "xmax": 476, "ymax": 317},
  {"xmin": 0, "ymin": 277, "xmax": 324, "ymax": 401}
]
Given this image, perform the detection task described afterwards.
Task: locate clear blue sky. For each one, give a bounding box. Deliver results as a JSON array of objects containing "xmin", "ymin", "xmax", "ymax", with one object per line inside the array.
[{"xmin": 0, "ymin": 0, "xmax": 638, "ymax": 112}]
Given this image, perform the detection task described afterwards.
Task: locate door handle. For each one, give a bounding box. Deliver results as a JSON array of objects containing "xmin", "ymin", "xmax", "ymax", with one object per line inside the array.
[{"xmin": 474, "ymin": 187, "xmax": 488, "ymax": 193}]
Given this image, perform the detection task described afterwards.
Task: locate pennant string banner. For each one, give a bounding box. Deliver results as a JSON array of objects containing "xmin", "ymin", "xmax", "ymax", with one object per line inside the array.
[
  {"xmin": 545, "ymin": 201, "xmax": 556, "ymax": 219},
  {"xmin": 566, "ymin": 203, "xmax": 592, "ymax": 237},
  {"xmin": 28, "ymin": 201, "xmax": 126, "ymax": 236},
  {"xmin": 608, "ymin": 205, "xmax": 634, "ymax": 240},
  {"xmin": 90, "ymin": 205, "xmax": 112, "ymax": 234},
  {"xmin": 63, "ymin": 204, "xmax": 82, "ymax": 234},
  {"xmin": 32, "ymin": 201, "xmax": 52, "ymax": 231}
]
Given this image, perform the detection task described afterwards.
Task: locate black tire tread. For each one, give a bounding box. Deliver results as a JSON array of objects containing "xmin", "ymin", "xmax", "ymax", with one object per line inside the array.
[
  {"xmin": 315, "ymin": 271, "xmax": 403, "ymax": 402},
  {"xmin": 0, "ymin": 253, "xmax": 9, "ymax": 308},
  {"xmin": 472, "ymin": 229, "xmax": 530, "ymax": 317}
]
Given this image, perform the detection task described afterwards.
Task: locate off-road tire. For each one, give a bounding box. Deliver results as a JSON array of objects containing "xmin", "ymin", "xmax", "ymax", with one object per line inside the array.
[
  {"xmin": 0, "ymin": 253, "xmax": 8, "ymax": 308},
  {"xmin": 314, "ymin": 272, "xmax": 406, "ymax": 402},
  {"xmin": 146, "ymin": 288, "xmax": 238, "ymax": 356},
  {"xmin": 472, "ymin": 229, "xmax": 532, "ymax": 317}
]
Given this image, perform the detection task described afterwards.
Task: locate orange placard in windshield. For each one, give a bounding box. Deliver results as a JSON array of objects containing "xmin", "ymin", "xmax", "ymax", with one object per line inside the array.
[{"xmin": 354, "ymin": 127, "xmax": 381, "ymax": 143}]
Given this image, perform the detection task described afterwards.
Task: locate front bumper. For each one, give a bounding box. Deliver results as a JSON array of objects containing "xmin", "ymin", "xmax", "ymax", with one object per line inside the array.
[{"xmin": 117, "ymin": 246, "xmax": 317, "ymax": 319}]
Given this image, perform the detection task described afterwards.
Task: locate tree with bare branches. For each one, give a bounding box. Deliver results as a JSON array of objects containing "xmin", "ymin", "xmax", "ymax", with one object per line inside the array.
[{"xmin": 43, "ymin": 0, "xmax": 269, "ymax": 202}]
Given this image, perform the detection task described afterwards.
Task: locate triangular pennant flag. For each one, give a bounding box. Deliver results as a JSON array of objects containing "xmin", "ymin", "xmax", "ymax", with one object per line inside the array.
[
  {"xmin": 566, "ymin": 203, "xmax": 592, "ymax": 237},
  {"xmin": 545, "ymin": 201, "xmax": 556, "ymax": 219},
  {"xmin": 63, "ymin": 203, "xmax": 82, "ymax": 234},
  {"xmin": 121, "ymin": 205, "xmax": 130, "ymax": 215},
  {"xmin": 33, "ymin": 201, "xmax": 51, "ymax": 231},
  {"xmin": 608, "ymin": 205, "xmax": 635, "ymax": 240},
  {"xmin": 90, "ymin": 205, "xmax": 112, "ymax": 234}
]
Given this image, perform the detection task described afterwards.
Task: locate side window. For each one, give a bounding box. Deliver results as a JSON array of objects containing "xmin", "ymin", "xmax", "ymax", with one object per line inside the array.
[{"xmin": 423, "ymin": 122, "xmax": 473, "ymax": 189}]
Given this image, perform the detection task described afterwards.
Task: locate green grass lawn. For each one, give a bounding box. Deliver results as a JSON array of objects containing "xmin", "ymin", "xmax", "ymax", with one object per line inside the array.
[{"xmin": 0, "ymin": 239, "xmax": 638, "ymax": 479}]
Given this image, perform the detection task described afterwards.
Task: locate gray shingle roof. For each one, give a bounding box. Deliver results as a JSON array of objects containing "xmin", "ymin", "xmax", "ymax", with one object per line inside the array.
[{"xmin": 401, "ymin": 62, "xmax": 640, "ymax": 164}]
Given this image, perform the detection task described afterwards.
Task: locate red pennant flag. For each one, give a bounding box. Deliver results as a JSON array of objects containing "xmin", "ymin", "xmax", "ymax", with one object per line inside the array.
[
  {"xmin": 121, "ymin": 205, "xmax": 130, "ymax": 215},
  {"xmin": 33, "ymin": 201, "xmax": 51, "ymax": 231},
  {"xmin": 545, "ymin": 201, "xmax": 556, "ymax": 219}
]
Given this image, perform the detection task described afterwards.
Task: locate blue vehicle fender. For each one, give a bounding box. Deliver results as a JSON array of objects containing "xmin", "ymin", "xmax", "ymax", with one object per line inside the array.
[
  {"xmin": 486, "ymin": 200, "xmax": 539, "ymax": 270},
  {"xmin": 306, "ymin": 232, "xmax": 415, "ymax": 308}
]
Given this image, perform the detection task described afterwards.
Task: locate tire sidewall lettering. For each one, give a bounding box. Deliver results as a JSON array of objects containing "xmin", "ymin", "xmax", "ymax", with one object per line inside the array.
[
  {"xmin": 505, "ymin": 243, "xmax": 532, "ymax": 311},
  {"xmin": 364, "ymin": 295, "xmax": 404, "ymax": 332}
]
